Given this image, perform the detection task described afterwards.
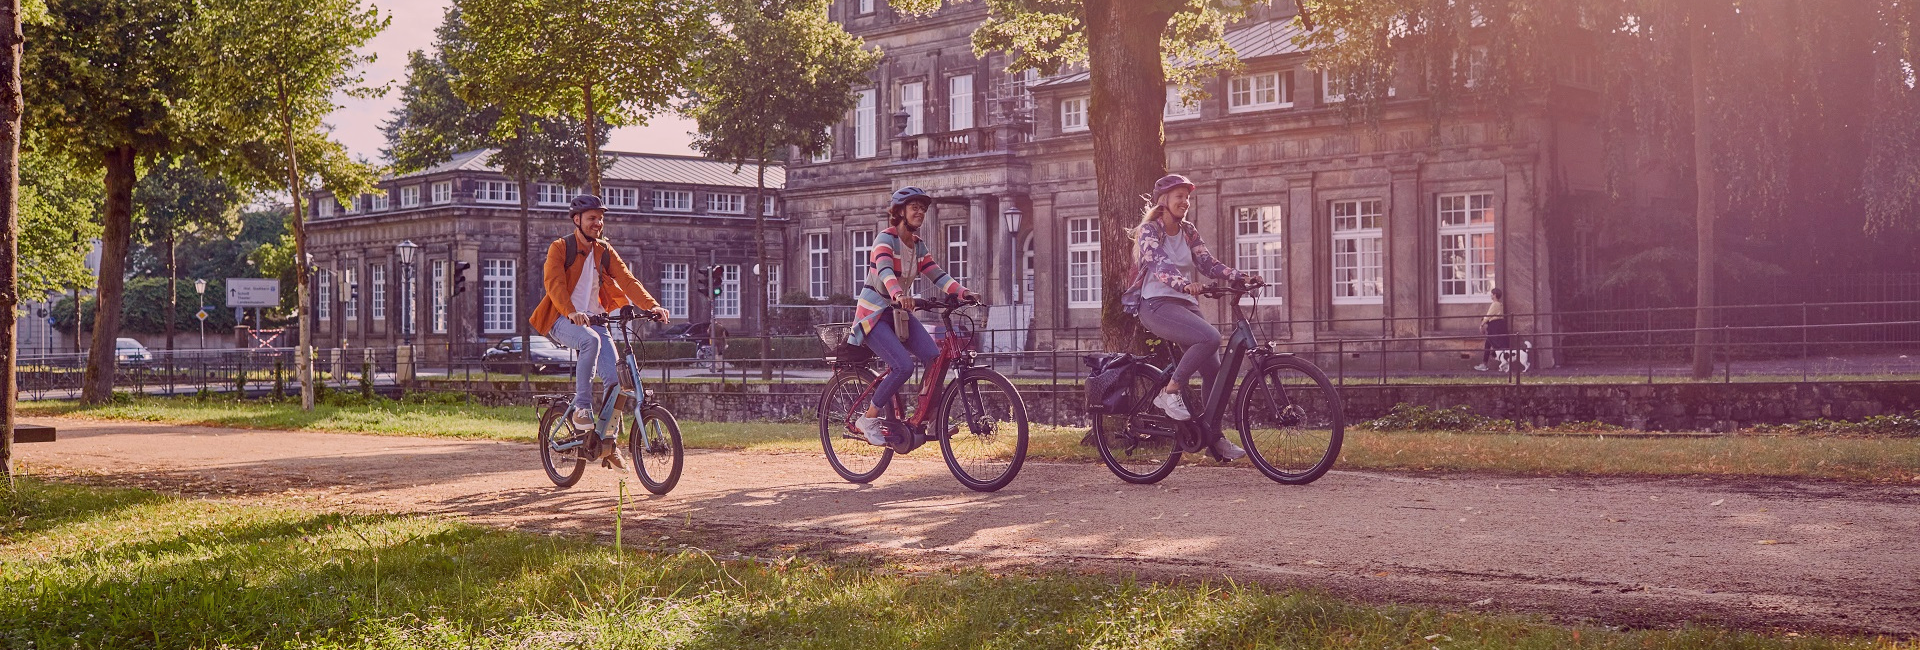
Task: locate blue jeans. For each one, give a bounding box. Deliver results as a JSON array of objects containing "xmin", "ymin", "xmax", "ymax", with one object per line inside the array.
[
  {"xmin": 867, "ymin": 312, "xmax": 939, "ymax": 413},
  {"xmin": 549, "ymin": 319, "xmax": 618, "ymax": 412}
]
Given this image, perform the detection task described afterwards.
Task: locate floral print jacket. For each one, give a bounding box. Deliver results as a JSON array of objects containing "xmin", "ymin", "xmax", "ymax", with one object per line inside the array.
[{"xmin": 1121, "ymin": 218, "xmax": 1242, "ymax": 314}]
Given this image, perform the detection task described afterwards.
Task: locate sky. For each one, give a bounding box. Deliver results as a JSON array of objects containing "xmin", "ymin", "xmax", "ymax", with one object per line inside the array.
[{"xmin": 325, "ymin": 0, "xmax": 702, "ymax": 164}]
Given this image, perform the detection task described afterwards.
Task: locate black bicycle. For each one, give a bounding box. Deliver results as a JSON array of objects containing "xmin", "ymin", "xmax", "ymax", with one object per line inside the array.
[
  {"xmin": 1091, "ymin": 278, "xmax": 1344, "ymax": 485},
  {"xmin": 536, "ymin": 306, "xmax": 685, "ymax": 494}
]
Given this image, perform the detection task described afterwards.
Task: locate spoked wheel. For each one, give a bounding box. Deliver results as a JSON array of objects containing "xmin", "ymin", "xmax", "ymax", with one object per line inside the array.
[
  {"xmin": 629, "ymin": 406, "xmax": 685, "ymax": 495},
  {"xmin": 935, "ymin": 370, "xmax": 1029, "ymax": 492},
  {"xmin": 1091, "ymin": 367, "xmax": 1182, "ymax": 484},
  {"xmin": 818, "ymin": 368, "xmax": 893, "ymax": 483},
  {"xmin": 538, "ymin": 405, "xmax": 587, "ymax": 488},
  {"xmin": 1237, "ymin": 355, "xmax": 1345, "ymax": 485}
]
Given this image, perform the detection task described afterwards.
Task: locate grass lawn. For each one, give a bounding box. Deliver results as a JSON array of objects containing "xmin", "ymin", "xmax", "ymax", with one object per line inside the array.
[
  {"xmin": 21, "ymin": 396, "xmax": 1920, "ymax": 483},
  {"xmin": 1, "ymin": 479, "xmax": 1906, "ymax": 650}
]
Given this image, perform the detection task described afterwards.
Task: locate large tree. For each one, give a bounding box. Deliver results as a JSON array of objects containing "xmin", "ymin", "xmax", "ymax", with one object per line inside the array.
[
  {"xmin": 387, "ymin": 7, "xmax": 601, "ymax": 377},
  {"xmin": 132, "ymin": 156, "xmax": 243, "ymax": 351},
  {"xmin": 893, "ymin": 0, "xmax": 1270, "ymax": 351},
  {"xmin": 683, "ymin": 0, "xmax": 879, "ymax": 379},
  {"xmin": 450, "ymin": 0, "xmax": 702, "ymax": 194},
  {"xmin": 192, "ymin": 0, "xmax": 385, "ymax": 410},
  {"xmin": 2, "ymin": 0, "xmax": 21, "ymax": 484}
]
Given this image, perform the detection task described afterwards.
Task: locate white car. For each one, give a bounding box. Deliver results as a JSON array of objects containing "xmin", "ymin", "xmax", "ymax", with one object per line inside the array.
[{"xmin": 115, "ymin": 338, "xmax": 152, "ymax": 366}]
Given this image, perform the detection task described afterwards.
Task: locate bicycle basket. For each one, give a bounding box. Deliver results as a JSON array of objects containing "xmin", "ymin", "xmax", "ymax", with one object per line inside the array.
[
  {"xmin": 815, "ymin": 323, "xmax": 853, "ymax": 348},
  {"xmin": 816, "ymin": 323, "xmax": 873, "ymax": 362}
]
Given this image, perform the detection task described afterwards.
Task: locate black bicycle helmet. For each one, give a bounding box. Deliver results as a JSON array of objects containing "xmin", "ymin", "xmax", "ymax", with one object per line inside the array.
[
  {"xmin": 568, "ymin": 194, "xmax": 604, "ymax": 216},
  {"xmin": 888, "ymin": 186, "xmax": 933, "ymax": 213}
]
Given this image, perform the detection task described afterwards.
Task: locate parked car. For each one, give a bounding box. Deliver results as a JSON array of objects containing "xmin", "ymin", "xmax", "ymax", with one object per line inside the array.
[
  {"xmin": 480, "ymin": 336, "xmax": 576, "ymax": 374},
  {"xmin": 114, "ymin": 338, "xmax": 152, "ymax": 366},
  {"xmin": 650, "ymin": 321, "xmax": 710, "ymax": 341}
]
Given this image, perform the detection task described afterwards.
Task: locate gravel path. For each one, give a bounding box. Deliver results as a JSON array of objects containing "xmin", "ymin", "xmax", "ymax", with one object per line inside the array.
[{"xmin": 17, "ymin": 416, "xmax": 1920, "ymax": 635}]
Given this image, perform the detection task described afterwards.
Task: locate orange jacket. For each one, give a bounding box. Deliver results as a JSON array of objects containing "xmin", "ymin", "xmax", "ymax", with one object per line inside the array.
[{"xmin": 529, "ymin": 231, "xmax": 659, "ymax": 336}]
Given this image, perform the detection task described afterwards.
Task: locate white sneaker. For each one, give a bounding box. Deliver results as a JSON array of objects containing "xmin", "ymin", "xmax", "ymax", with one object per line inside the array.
[
  {"xmin": 1472, "ymin": 364, "xmax": 1489, "ymax": 372},
  {"xmin": 856, "ymin": 416, "xmax": 888, "ymax": 446},
  {"xmin": 1152, "ymin": 391, "xmax": 1192, "ymax": 421},
  {"xmin": 1211, "ymin": 437, "xmax": 1247, "ymax": 461},
  {"xmin": 570, "ymin": 407, "xmax": 595, "ymax": 430}
]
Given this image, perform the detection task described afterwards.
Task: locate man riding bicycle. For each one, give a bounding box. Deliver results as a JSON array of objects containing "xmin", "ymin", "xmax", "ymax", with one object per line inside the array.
[
  {"xmin": 847, "ymin": 187, "xmax": 979, "ymax": 446},
  {"xmin": 530, "ymin": 194, "xmax": 673, "ymax": 468},
  {"xmin": 1122, "ymin": 174, "xmax": 1262, "ymax": 461}
]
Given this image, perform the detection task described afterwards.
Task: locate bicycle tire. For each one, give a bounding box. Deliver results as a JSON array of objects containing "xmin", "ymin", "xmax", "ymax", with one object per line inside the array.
[
  {"xmin": 629, "ymin": 406, "xmax": 685, "ymax": 495},
  {"xmin": 1092, "ymin": 365, "xmax": 1182, "ymax": 484},
  {"xmin": 935, "ymin": 370, "xmax": 1029, "ymax": 492},
  {"xmin": 818, "ymin": 367, "xmax": 893, "ymax": 483},
  {"xmin": 1237, "ymin": 355, "xmax": 1345, "ymax": 485},
  {"xmin": 538, "ymin": 404, "xmax": 587, "ymax": 488}
]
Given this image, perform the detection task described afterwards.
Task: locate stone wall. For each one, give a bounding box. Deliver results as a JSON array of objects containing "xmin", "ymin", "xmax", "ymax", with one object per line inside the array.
[{"xmin": 427, "ymin": 379, "xmax": 1920, "ymax": 432}]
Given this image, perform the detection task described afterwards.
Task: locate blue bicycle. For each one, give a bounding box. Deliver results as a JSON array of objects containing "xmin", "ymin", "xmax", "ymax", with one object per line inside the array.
[{"xmin": 536, "ymin": 307, "xmax": 684, "ymax": 494}]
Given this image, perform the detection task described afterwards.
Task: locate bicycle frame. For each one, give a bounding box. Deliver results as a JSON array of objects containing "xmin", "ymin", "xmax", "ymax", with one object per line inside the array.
[
  {"xmin": 549, "ymin": 312, "xmax": 656, "ymax": 454},
  {"xmin": 1134, "ymin": 287, "xmax": 1275, "ymax": 451},
  {"xmin": 841, "ymin": 300, "xmax": 983, "ymax": 443}
]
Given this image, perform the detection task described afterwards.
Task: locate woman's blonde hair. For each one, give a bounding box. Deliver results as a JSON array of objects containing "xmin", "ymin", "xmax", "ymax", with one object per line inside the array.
[{"xmin": 1128, "ymin": 199, "xmax": 1171, "ymax": 241}]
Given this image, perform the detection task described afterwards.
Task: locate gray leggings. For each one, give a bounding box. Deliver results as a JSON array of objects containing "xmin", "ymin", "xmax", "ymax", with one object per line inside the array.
[{"xmin": 1139, "ymin": 297, "xmax": 1222, "ymax": 400}]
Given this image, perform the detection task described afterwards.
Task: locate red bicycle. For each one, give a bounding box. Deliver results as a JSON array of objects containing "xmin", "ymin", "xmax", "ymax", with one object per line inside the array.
[{"xmin": 815, "ymin": 295, "xmax": 1030, "ymax": 492}]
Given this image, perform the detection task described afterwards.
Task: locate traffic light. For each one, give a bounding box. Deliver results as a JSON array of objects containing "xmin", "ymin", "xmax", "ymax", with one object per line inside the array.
[
  {"xmin": 452, "ymin": 261, "xmax": 472, "ymax": 296},
  {"xmin": 707, "ymin": 265, "xmax": 724, "ymax": 297},
  {"xmin": 695, "ymin": 266, "xmax": 711, "ymax": 296}
]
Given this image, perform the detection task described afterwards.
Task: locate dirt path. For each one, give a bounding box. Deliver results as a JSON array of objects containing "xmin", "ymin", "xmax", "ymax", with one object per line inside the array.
[{"xmin": 16, "ymin": 416, "xmax": 1920, "ymax": 635}]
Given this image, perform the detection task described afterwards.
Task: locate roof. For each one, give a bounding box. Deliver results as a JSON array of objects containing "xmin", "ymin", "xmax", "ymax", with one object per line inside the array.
[
  {"xmin": 387, "ymin": 149, "xmax": 787, "ymax": 190},
  {"xmin": 1037, "ymin": 19, "xmax": 1314, "ymax": 88}
]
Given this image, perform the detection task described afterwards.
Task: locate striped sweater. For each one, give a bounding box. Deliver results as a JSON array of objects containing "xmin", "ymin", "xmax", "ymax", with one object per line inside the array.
[{"xmin": 847, "ymin": 226, "xmax": 965, "ymax": 346}]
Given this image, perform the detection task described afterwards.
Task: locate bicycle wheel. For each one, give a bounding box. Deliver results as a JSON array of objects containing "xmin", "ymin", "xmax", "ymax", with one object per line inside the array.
[
  {"xmin": 818, "ymin": 368, "xmax": 893, "ymax": 483},
  {"xmin": 628, "ymin": 406, "xmax": 684, "ymax": 495},
  {"xmin": 935, "ymin": 370, "xmax": 1029, "ymax": 492},
  {"xmin": 1237, "ymin": 355, "xmax": 1345, "ymax": 485},
  {"xmin": 1091, "ymin": 366, "xmax": 1181, "ymax": 484},
  {"xmin": 538, "ymin": 405, "xmax": 587, "ymax": 487}
]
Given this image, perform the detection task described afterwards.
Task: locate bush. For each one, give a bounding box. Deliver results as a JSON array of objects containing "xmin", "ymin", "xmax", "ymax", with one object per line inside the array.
[
  {"xmin": 1750, "ymin": 412, "xmax": 1920, "ymax": 438},
  {"xmin": 1359, "ymin": 404, "xmax": 1519, "ymax": 433}
]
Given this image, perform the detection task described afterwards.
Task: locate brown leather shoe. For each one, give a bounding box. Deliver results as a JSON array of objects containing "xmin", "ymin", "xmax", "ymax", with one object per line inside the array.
[{"xmin": 600, "ymin": 441, "xmax": 626, "ymax": 470}]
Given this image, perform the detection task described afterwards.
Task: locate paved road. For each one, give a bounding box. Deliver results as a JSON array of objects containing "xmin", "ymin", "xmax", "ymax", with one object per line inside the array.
[{"xmin": 17, "ymin": 417, "xmax": 1920, "ymax": 635}]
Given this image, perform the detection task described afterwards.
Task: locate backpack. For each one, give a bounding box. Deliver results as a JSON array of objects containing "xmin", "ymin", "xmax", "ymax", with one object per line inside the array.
[{"xmin": 562, "ymin": 235, "xmax": 614, "ymax": 280}]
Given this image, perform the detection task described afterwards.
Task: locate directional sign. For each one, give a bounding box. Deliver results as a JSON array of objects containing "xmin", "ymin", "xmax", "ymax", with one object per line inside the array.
[{"xmin": 225, "ymin": 278, "xmax": 280, "ymax": 307}]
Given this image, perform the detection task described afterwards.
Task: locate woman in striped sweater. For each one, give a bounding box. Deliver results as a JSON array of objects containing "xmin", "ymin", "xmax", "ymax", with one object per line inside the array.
[{"xmin": 846, "ymin": 187, "xmax": 978, "ymax": 445}]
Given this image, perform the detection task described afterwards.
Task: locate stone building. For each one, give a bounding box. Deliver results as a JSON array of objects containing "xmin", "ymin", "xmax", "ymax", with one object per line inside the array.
[
  {"xmin": 308, "ymin": 149, "xmax": 785, "ymax": 362},
  {"xmin": 783, "ymin": 1, "xmax": 1609, "ymax": 367}
]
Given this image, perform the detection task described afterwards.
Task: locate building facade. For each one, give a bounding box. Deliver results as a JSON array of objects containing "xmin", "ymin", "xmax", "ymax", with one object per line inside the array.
[
  {"xmin": 309, "ymin": 149, "xmax": 786, "ymax": 361},
  {"xmin": 784, "ymin": 1, "xmax": 1609, "ymax": 366}
]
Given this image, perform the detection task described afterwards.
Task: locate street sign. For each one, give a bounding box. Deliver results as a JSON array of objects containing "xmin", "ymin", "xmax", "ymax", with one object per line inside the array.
[
  {"xmin": 226, "ymin": 278, "xmax": 280, "ymax": 307},
  {"xmin": 195, "ymin": 309, "xmax": 209, "ymax": 322}
]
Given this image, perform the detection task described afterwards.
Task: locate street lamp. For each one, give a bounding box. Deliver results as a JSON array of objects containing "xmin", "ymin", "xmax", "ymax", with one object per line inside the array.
[
  {"xmin": 395, "ymin": 240, "xmax": 418, "ymax": 346},
  {"xmin": 1002, "ymin": 204, "xmax": 1023, "ymax": 304},
  {"xmin": 194, "ymin": 279, "xmax": 208, "ymax": 349}
]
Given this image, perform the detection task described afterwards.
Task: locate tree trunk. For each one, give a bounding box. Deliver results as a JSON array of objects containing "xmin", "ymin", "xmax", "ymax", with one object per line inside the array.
[
  {"xmin": 1085, "ymin": 0, "xmax": 1175, "ymax": 353},
  {"xmin": 583, "ymin": 84, "xmax": 601, "ymax": 195},
  {"xmin": 754, "ymin": 156, "xmax": 771, "ymax": 380},
  {"xmin": 81, "ymin": 145, "xmax": 136, "ymax": 404},
  {"xmin": 1689, "ymin": 14, "xmax": 1718, "ymax": 379},
  {"xmin": 2, "ymin": 0, "xmax": 22, "ymax": 484},
  {"xmin": 516, "ymin": 162, "xmax": 532, "ymax": 385},
  {"xmin": 279, "ymin": 82, "xmax": 315, "ymax": 411},
  {"xmin": 165, "ymin": 230, "xmax": 176, "ymax": 351}
]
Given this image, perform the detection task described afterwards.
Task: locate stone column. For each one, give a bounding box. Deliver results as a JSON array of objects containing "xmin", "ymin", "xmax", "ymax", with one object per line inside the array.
[
  {"xmin": 967, "ymin": 196, "xmax": 989, "ymax": 295},
  {"xmin": 1284, "ymin": 173, "xmax": 1317, "ymax": 341},
  {"xmin": 995, "ymin": 195, "xmax": 1019, "ymax": 306}
]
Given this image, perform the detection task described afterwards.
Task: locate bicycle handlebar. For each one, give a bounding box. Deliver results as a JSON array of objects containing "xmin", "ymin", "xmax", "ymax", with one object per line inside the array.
[
  {"xmin": 902, "ymin": 294, "xmax": 983, "ymax": 313},
  {"xmin": 1196, "ymin": 276, "xmax": 1268, "ymax": 299},
  {"xmin": 588, "ymin": 306, "xmax": 665, "ymax": 327}
]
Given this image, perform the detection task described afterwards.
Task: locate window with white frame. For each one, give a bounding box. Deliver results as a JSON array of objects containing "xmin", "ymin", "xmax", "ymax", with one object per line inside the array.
[
  {"xmin": 316, "ymin": 270, "xmax": 332, "ymax": 321},
  {"xmin": 1164, "ymin": 85, "xmax": 1201, "ymax": 120},
  {"xmin": 342, "ymin": 267, "xmax": 358, "ymax": 322},
  {"xmin": 1461, "ymin": 46, "xmax": 1490, "ymax": 88},
  {"xmin": 603, "ymin": 187, "xmax": 638, "ymax": 209},
  {"xmin": 1067, "ymin": 217, "xmax": 1101, "ymax": 308},
  {"xmin": 1234, "ymin": 206, "xmax": 1286, "ymax": 304},
  {"xmin": 481, "ymin": 259, "xmax": 515, "ymax": 333},
  {"xmin": 717, "ymin": 265, "xmax": 742, "ymax": 318},
  {"xmin": 1322, "ymin": 71, "xmax": 1348, "ymax": 103},
  {"xmin": 854, "ymin": 89, "xmax": 877, "ymax": 158},
  {"xmin": 1438, "ymin": 192, "xmax": 1497, "ymax": 301},
  {"xmin": 858, "ymin": 0, "xmax": 873, "ymax": 14},
  {"xmin": 341, "ymin": 195, "xmax": 358, "ymax": 214},
  {"xmin": 766, "ymin": 265, "xmax": 782, "ymax": 305},
  {"xmin": 430, "ymin": 181, "xmax": 452, "ymax": 204},
  {"xmin": 763, "ymin": 196, "xmax": 776, "ymax": 216},
  {"xmin": 948, "ymin": 74, "xmax": 974, "ymax": 130},
  {"xmin": 536, "ymin": 183, "xmax": 572, "ymax": 206},
  {"xmin": 899, "ymin": 81, "xmax": 924, "ymax": 135},
  {"xmin": 660, "ymin": 263, "xmax": 689, "ymax": 319},
  {"xmin": 811, "ymin": 127, "xmax": 833, "ymax": 163},
  {"xmin": 317, "ymin": 199, "xmax": 334, "ymax": 218},
  {"xmin": 371, "ymin": 191, "xmax": 389, "ymax": 211},
  {"xmin": 1331, "ymin": 199, "xmax": 1385, "ymax": 304},
  {"xmin": 807, "ymin": 233, "xmax": 831, "ymax": 298},
  {"xmin": 708, "ymin": 193, "xmax": 745, "ymax": 214},
  {"xmin": 652, "ymin": 189, "xmax": 693, "ymax": 212},
  {"xmin": 430, "ymin": 260, "xmax": 448, "ymax": 333},
  {"xmin": 945, "ymin": 224, "xmax": 969, "ymax": 285},
  {"xmin": 475, "ymin": 180, "xmax": 518, "ymax": 204},
  {"xmin": 400, "ymin": 185, "xmax": 420, "ymax": 208},
  {"xmin": 1060, "ymin": 97, "xmax": 1088, "ymax": 132},
  {"xmin": 370, "ymin": 265, "xmax": 386, "ymax": 321},
  {"xmin": 851, "ymin": 229, "xmax": 876, "ymax": 294},
  {"xmin": 1228, "ymin": 71, "xmax": 1292, "ymax": 112}
]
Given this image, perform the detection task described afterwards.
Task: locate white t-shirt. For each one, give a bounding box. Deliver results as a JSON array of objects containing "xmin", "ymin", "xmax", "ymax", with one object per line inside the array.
[{"xmin": 570, "ymin": 252, "xmax": 605, "ymax": 316}]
